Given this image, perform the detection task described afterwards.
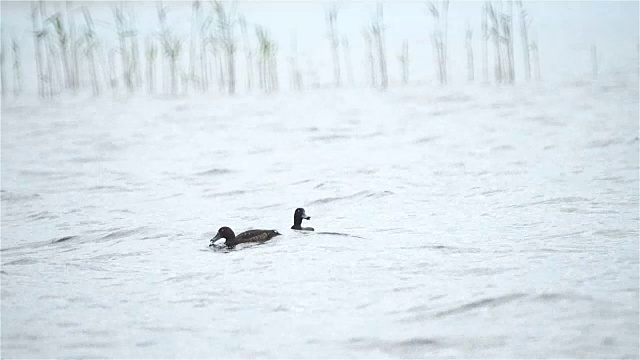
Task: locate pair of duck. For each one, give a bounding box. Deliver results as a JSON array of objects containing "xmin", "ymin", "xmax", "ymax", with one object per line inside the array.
[{"xmin": 210, "ymin": 208, "xmax": 313, "ymax": 248}]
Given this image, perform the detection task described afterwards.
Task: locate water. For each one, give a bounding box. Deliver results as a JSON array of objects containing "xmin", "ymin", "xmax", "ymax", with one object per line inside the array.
[{"xmin": 2, "ymin": 79, "xmax": 638, "ymax": 358}]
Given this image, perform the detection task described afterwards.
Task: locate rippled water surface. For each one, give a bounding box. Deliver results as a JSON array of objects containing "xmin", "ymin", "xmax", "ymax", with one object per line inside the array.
[{"xmin": 2, "ymin": 80, "xmax": 639, "ymax": 358}]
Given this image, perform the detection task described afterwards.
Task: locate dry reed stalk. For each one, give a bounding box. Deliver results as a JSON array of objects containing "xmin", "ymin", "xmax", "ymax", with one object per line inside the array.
[{"xmin": 326, "ymin": 6, "xmax": 341, "ymax": 87}]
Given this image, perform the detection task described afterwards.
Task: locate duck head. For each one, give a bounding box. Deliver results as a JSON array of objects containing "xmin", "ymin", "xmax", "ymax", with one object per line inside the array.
[
  {"xmin": 210, "ymin": 226, "xmax": 235, "ymax": 245},
  {"xmin": 295, "ymin": 208, "xmax": 310, "ymax": 221},
  {"xmin": 292, "ymin": 208, "xmax": 313, "ymax": 230}
]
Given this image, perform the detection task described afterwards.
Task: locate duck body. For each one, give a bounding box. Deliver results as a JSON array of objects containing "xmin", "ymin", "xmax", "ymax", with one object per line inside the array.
[
  {"xmin": 291, "ymin": 208, "xmax": 314, "ymax": 231},
  {"xmin": 210, "ymin": 226, "xmax": 281, "ymax": 248},
  {"xmin": 291, "ymin": 224, "xmax": 315, "ymax": 231}
]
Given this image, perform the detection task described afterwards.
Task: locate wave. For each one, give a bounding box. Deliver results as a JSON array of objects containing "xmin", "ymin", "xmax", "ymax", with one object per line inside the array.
[
  {"xmin": 491, "ymin": 144, "xmax": 515, "ymax": 152},
  {"xmin": 1, "ymin": 190, "xmax": 41, "ymax": 202},
  {"xmin": 195, "ymin": 168, "xmax": 234, "ymax": 176},
  {"xmin": 51, "ymin": 235, "xmax": 77, "ymax": 244},
  {"xmin": 401, "ymin": 292, "xmax": 604, "ymax": 323},
  {"xmin": 310, "ymin": 134, "xmax": 350, "ymax": 142},
  {"xmin": 202, "ymin": 189, "xmax": 254, "ymax": 198},
  {"xmin": 434, "ymin": 293, "xmax": 528, "ymax": 318},
  {"xmin": 2, "ymin": 257, "xmax": 39, "ymax": 266},
  {"xmin": 306, "ymin": 190, "xmax": 394, "ymax": 206},
  {"xmin": 592, "ymin": 229, "xmax": 639, "ymax": 239},
  {"xmin": 526, "ymin": 114, "xmax": 564, "ymax": 127},
  {"xmin": 346, "ymin": 336, "xmax": 443, "ymax": 356},
  {"xmin": 290, "ymin": 179, "xmax": 312, "ymax": 185},
  {"xmin": 586, "ymin": 138, "xmax": 626, "ymax": 149},
  {"xmin": 414, "ymin": 136, "xmax": 441, "ymax": 144},
  {"xmin": 0, "ymin": 235, "xmax": 78, "ymax": 252},
  {"xmin": 70, "ymin": 155, "xmax": 107, "ymax": 164},
  {"xmin": 505, "ymin": 196, "xmax": 592, "ymax": 209},
  {"xmin": 99, "ymin": 226, "xmax": 149, "ymax": 241},
  {"xmin": 315, "ymin": 231, "xmax": 365, "ymax": 239},
  {"xmin": 435, "ymin": 93, "xmax": 473, "ymax": 103},
  {"xmin": 27, "ymin": 211, "xmax": 59, "ymax": 222},
  {"xmin": 85, "ymin": 185, "xmax": 134, "ymax": 193}
]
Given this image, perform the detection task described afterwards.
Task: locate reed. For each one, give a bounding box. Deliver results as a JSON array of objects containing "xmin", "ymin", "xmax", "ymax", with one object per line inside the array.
[
  {"xmin": 187, "ymin": 0, "xmax": 199, "ymax": 93},
  {"xmin": 270, "ymin": 46, "xmax": 279, "ymax": 92},
  {"xmin": 256, "ymin": 29, "xmax": 265, "ymax": 91},
  {"xmin": 50, "ymin": 9, "xmax": 73, "ymax": 90},
  {"xmin": 1, "ymin": 37, "xmax": 6, "ymax": 98},
  {"xmin": 113, "ymin": 4, "xmax": 130, "ymax": 92},
  {"xmin": 157, "ymin": 3, "xmax": 182, "ymax": 95},
  {"xmin": 12, "ymin": 1, "xmax": 551, "ymax": 99},
  {"xmin": 145, "ymin": 36, "xmax": 157, "ymax": 94},
  {"xmin": 212, "ymin": 0, "xmax": 238, "ymax": 94},
  {"xmin": 30, "ymin": 3, "xmax": 42, "ymax": 97},
  {"xmin": 398, "ymin": 39, "xmax": 409, "ymax": 85},
  {"xmin": 112, "ymin": 3, "xmax": 140, "ymax": 93},
  {"xmin": 517, "ymin": 1, "xmax": 531, "ymax": 81},
  {"xmin": 43, "ymin": 2, "xmax": 63, "ymax": 97},
  {"xmin": 214, "ymin": 38, "xmax": 225, "ymax": 93},
  {"xmin": 427, "ymin": 0, "xmax": 449, "ymax": 85},
  {"xmin": 305, "ymin": 57, "xmax": 319, "ymax": 89},
  {"xmin": 326, "ymin": 6, "xmax": 341, "ymax": 87},
  {"xmin": 156, "ymin": 3, "xmax": 167, "ymax": 93},
  {"xmin": 130, "ymin": 12, "xmax": 142, "ymax": 90},
  {"xmin": 531, "ymin": 40, "xmax": 540, "ymax": 81},
  {"xmin": 66, "ymin": 1, "xmax": 80, "ymax": 91},
  {"xmin": 505, "ymin": 0, "xmax": 515, "ymax": 83},
  {"xmin": 12, "ymin": 38, "xmax": 23, "ymax": 96},
  {"xmin": 80, "ymin": 6, "xmax": 101, "ymax": 95},
  {"xmin": 362, "ymin": 28, "xmax": 376, "ymax": 87},
  {"xmin": 108, "ymin": 48, "xmax": 118, "ymax": 94},
  {"xmin": 32, "ymin": 2, "xmax": 51, "ymax": 97},
  {"xmin": 486, "ymin": 1, "xmax": 516, "ymax": 84},
  {"xmin": 96, "ymin": 42, "xmax": 111, "ymax": 92},
  {"xmin": 342, "ymin": 36, "xmax": 354, "ymax": 86},
  {"xmin": 51, "ymin": 3, "xmax": 79, "ymax": 91},
  {"xmin": 500, "ymin": 12, "xmax": 514, "ymax": 83},
  {"xmin": 165, "ymin": 35, "xmax": 181, "ymax": 96},
  {"xmin": 181, "ymin": 66, "xmax": 189, "ymax": 95},
  {"xmin": 371, "ymin": 3, "xmax": 388, "ymax": 89},
  {"xmin": 239, "ymin": 16, "xmax": 253, "ymax": 92},
  {"xmin": 288, "ymin": 33, "xmax": 303, "ymax": 91},
  {"xmin": 200, "ymin": 11, "xmax": 213, "ymax": 93},
  {"xmin": 465, "ymin": 23, "xmax": 474, "ymax": 82},
  {"xmin": 591, "ymin": 44, "xmax": 598, "ymax": 79},
  {"xmin": 481, "ymin": 3, "xmax": 489, "ymax": 82},
  {"xmin": 198, "ymin": 20, "xmax": 221, "ymax": 93},
  {"xmin": 255, "ymin": 26, "xmax": 277, "ymax": 92},
  {"xmin": 487, "ymin": 2, "xmax": 503, "ymax": 84}
]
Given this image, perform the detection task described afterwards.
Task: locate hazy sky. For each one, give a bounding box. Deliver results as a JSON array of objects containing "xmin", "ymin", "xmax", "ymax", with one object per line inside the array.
[{"xmin": 1, "ymin": 1, "xmax": 638, "ymax": 89}]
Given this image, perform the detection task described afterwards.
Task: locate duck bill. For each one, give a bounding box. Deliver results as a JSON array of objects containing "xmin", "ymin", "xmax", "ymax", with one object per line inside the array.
[
  {"xmin": 210, "ymin": 233, "xmax": 222, "ymax": 244},
  {"xmin": 302, "ymin": 212, "xmax": 311, "ymax": 220}
]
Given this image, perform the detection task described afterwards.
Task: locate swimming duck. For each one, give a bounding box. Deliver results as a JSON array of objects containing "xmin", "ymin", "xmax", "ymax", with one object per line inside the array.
[
  {"xmin": 291, "ymin": 208, "xmax": 314, "ymax": 231},
  {"xmin": 210, "ymin": 226, "xmax": 281, "ymax": 248}
]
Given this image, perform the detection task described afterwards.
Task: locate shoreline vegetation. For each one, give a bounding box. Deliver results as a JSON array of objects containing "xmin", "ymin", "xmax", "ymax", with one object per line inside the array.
[{"xmin": 1, "ymin": 0, "xmax": 618, "ymax": 100}]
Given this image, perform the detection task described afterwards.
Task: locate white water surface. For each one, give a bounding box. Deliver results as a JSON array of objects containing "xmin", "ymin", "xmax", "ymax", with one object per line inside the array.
[{"xmin": 1, "ymin": 77, "xmax": 639, "ymax": 358}]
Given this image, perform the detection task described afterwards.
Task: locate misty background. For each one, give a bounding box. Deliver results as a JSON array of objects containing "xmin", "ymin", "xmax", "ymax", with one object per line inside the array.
[{"xmin": 0, "ymin": 0, "xmax": 638, "ymax": 99}]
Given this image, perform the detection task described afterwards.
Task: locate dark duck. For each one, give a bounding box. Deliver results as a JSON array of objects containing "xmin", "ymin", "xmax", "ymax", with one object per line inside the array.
[
  {"xmin": 210, "ymin": 227, "xmax": 281, "ymax": 248},
  {"xmin": 291, "ymin": 208, "xmax": 314, "ymax": 231}
]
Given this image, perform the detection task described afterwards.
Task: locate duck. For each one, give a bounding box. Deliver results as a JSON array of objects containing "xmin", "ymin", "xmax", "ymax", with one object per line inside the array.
[
  {"xmin": 291, "ymin": 208, "xmax": 314, "ymax": 231},
  {"xmin": 210, "ymin": 226, "xmax": 281, "ymax": 248}
]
